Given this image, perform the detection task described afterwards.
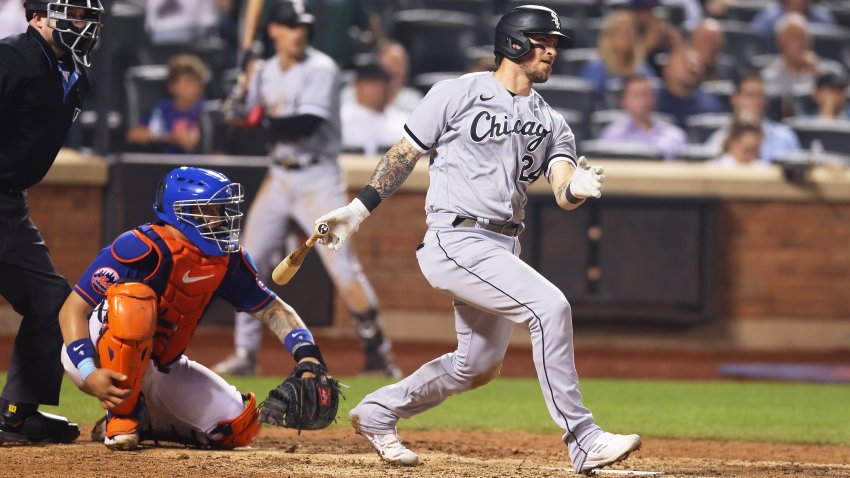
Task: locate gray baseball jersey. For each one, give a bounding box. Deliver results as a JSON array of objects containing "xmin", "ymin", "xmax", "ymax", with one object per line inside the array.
[
  {"xmin": 350, "ymin": 71, "xmax": 605, "ymax": 473},
  {"xmin": 233, "ymin": 48, "xmax": 383, "ymax": 357},
  {"xmin": 403, "ymin": 72, "xmax": 577, "ymax": 224},
  {"xmin": 247, "ymin": 47, "xmax": 341, "ymax": 167}
]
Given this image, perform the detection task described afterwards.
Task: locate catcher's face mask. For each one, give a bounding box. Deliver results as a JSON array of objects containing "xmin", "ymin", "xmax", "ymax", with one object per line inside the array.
[{"xmin": 47, "ymin": 0, "xmax": 104, "ymax": 68}]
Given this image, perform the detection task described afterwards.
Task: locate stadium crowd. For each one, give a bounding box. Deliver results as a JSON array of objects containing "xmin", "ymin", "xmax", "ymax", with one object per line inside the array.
[{"xmin": 2, "ymin": 0, "xmax": 847, "ymax": 166}]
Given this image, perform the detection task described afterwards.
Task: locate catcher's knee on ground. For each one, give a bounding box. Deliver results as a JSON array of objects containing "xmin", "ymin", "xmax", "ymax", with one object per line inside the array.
[
  {"xmin": 208, "ymin": 392, "xmax": 261, "ymax": 449},
  {"xmin": 98, "ymin": 282, "xmax": 157, "ymax": 416}
]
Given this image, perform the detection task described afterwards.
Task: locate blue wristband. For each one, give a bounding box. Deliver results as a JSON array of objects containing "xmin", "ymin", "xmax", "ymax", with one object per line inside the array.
[
  {"xmin": 66, "ymin": 338, "xmax": 96, "ymax": 368},
  {"xmin": 283, "ymin": 328, "xmax": 315, "ymax": 354},
  {"xmin": 77, "ymin": 357, "xmax": 96, "ymax": 381}
]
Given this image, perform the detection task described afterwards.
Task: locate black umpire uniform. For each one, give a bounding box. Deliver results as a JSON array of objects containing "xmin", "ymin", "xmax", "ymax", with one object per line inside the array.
[{"xmin": 0, "ymin": 0, "xmax": 102, "ymax": 444}]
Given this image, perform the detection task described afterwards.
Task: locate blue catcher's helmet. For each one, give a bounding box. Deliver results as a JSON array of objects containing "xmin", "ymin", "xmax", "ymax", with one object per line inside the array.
[{"xmin": 153, "ymin": 167, "xmax": 244, "ymax": 256}]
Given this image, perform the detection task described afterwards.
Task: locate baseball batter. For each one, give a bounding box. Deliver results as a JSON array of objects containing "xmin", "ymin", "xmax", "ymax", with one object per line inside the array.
[
  {"xmin": 57, "ymin": 167, "xmax": 338, "ymax": 450},
  {"xmin": 316, "ymin": 5, "xmax": 641, "ymax": 474},
  {"xmin": 214, "ymin": 1, "xmax": 400, "ymax": 378}
]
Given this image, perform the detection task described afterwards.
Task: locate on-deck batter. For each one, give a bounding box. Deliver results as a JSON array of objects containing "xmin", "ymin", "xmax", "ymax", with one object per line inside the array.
[
  {"xmin": 214, "ymin": 1, "xmax": 400, "ymax": 378},
  {"xmin": 315, "ymin": 5, "xmax": 641, "ymax": 475}
]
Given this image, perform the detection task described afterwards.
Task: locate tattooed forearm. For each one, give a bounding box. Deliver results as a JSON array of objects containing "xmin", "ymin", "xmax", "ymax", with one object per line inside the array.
[
  {"xmin": 556, "ymin": 180, "xmax": 569, "ymax": 204},
  {"xmin": 368, "ymin": 138, "xmax": 423, "ymax": 199},
  {"xmin": 251, "ymin": 298, "xmax": 307, "ymax": 343}
]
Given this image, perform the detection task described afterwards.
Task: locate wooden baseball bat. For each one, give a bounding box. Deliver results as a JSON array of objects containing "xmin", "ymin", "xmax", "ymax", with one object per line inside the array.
[{"xmin": 271, "ymin": 223, "xmax": 330, "ymax": 285}]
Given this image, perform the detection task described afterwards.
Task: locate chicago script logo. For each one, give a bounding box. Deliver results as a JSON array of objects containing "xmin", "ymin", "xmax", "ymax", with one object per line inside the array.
[{"xmin": 470, "ymin": 111, "xmax": 551, "ymax": 151}]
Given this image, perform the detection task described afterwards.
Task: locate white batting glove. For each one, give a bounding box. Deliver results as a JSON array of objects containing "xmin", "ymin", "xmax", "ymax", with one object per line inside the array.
[
  {"xmin": 568, "ymin": 156, "xmax": 605, "ymax": 200},
  {"xmin": 315, "ymin": 199, "xmax": 370, "ymax": 251}
]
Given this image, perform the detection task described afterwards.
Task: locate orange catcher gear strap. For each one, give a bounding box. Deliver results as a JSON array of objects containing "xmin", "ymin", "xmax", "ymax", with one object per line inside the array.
[
  {"xmin": 97, "ymin": 282, "xmax": 157, "ymax": 416},
  {"xmin": 208, "ymin": 392, "xmax": 262, "ymax": 449}
]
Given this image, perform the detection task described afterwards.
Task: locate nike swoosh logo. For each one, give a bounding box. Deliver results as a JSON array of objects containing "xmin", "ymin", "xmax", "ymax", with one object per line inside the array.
[
  {"xmin": 479, "ymin": 94, "xmax": 494, "ymax": 101},
  {"xmin": 183, "ymin": 271, "xmax": 215, "ymax": 283},
  {"xmin": 72, "ymin": 344, "xmax": 83, "ymax": 352}
]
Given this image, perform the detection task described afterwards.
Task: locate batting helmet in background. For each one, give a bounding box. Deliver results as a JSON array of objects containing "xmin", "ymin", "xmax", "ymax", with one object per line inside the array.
[{"xmin": 494, "ymin": 5, "xmax": 572, "ymax": 60}]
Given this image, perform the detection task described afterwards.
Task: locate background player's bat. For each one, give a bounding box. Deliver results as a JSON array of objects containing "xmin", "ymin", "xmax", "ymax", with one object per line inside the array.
[{"xmin": 271, "ymin": 223, "xmax": 330, "ymax": 285}]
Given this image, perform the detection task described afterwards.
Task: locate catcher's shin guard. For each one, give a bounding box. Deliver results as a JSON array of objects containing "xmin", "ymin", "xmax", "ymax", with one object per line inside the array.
[
  {"xmin": 98, "ymin": 282, "xmax": 157, "ymax": 418},
  {"xmin": 208, "ymin": 392, "xmax": 261, "ymax": 449}
]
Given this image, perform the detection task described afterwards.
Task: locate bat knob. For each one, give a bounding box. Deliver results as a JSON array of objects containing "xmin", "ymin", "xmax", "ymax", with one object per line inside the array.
[{"xmin": 317, "ymin": 223, "xmax": 329, "ymax": 236}]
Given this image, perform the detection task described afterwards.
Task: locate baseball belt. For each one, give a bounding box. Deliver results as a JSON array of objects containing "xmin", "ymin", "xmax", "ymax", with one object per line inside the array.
[{"xmin": 452, "ymin": 216, "xmax": 524, "ymax": 237}]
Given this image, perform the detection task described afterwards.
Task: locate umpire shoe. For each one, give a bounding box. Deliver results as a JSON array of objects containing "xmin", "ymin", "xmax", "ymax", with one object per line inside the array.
[
  {"xmin": 212, "ymin": 349, "xmax": 259, "ymax": 376},
  {"xmin": 0, "ymin": 402, "xmax": 80, "ymax": 444},
  {"xmin": 580, "ymin": 432, "xmax": 641, "ymax": 474},
  {"xmin": 105, "ymin": 416, "xmax": 140, "ymax": 451},
  {"xmin": 350, "ymin": 413, "xmax": 419, "ymax": 466}
]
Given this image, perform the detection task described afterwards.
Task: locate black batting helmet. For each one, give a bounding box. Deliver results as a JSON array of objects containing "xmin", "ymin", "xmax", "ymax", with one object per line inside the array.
[
  {"xmin": 494, "ymin": 5, "xmax": 571, "ymax": 60},
  {"xmin": 267, "ymin": 1, "xmax": 315, "ymax": 27}
]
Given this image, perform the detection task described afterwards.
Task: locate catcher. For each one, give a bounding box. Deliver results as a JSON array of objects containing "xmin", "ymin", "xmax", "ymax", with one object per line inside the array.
[{"xmin": 57, "ymin": 166, "xmax": 340, "ymax": 451}]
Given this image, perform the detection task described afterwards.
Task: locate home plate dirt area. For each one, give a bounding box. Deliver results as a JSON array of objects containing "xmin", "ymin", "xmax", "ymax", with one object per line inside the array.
[{"xmin": 3, "ymin": 427, "xmax": 849, "ymax": 478}]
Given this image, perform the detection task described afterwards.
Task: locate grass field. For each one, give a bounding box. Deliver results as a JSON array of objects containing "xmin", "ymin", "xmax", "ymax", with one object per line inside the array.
[{"xmin": 19, "ymin": 374, "xmax": 850, "ymax": 446}]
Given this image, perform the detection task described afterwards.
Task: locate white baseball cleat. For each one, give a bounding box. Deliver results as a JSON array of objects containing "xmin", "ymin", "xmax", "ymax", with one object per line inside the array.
[
  {"xmin": 580, "ymin": 432, "xmax": 641, "ymax": 474},
  {"xmin": 104, "ymin": 432, "xmax": 140, "ymax": 451},
  {"xmin": 351, "ymin": 414, "xmax": 419, "ymax": 466},
  {"xmin": 212, "ymin": 349, "xmax": 258, "ymax": 376}
]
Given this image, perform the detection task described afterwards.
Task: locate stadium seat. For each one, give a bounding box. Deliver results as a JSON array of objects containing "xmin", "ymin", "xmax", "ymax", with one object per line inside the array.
[
  {"xmin": 724, "ymin": 0, "xmax": 771, "ymax": 23},
  {"xmin": 783, "ymin": 118, "xmax": 850, "ymax": 155},
  {"xmin": 828, "ymin": 3, "xmax": 850, "ymax": 29},
  {"xmin": 506, "ymin": 0, "xmax": 602, "ymax": 23},
  {"xmin": 675, "ymin": 144, "xmax": 716, "ymax": 162},
  {"xmin": 605, "ymin": 0, "xmax": 686, "ymax": 27},
  {"xmin": 718, "ymin": 20, "xmax": 763, "ymax": 68},
  {"xmin": 366, "ymin": 0, "xmax": 406, "ymax": 35},
  {"xmin": 580, "ymin": 139, "xmax": 665, "ymax": 161},
  {"xmin": 773, "ymin": 150, "xmax": 850, "ymax": 168},
  {"xmin": 556, "ymin": 48, "xmax": 600, "ymax": 76},
  {"xmin": 685, "ymin": 113, "xmax": 730, "ymax": 144},
  {"xmin": 124, "ymin": 65, "xmax": 170, "ymax": 129},
  {"xmin": 412, "ymin": 71, "xmax": 465, "ymax": 95},
  {"xmin": 534, "ymin": 76, "xmax": 596, "ymax": 116},
  {"xmin": 808, "ymin": 25, "xmax": 850, "ymax": 66},
  {"xmin": 140, "ymin": 38, "xmax": 230, "ymax": 80},
  {"xmin": 414, "ymin": 0, "xmax": 493, "ymax": 15},
  {"xmin": 393, "ymin": 9, "xmax": 478, "ymax": 77}
]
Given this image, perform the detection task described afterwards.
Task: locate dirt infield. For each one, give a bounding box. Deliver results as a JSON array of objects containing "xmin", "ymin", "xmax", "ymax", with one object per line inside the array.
[{"xmin": 3, "ymin": 427, "xmax": 850, "ymax": 478}]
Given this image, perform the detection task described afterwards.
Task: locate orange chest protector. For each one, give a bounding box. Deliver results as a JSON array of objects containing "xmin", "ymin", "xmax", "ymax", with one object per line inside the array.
[{"xmin": 134, "ymin": 224, "xmax": 230, "ymax": 366}]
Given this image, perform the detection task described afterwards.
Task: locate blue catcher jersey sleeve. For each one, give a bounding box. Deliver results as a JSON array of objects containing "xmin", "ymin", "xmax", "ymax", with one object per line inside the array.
[
  {"xmin": 73, "ymin": 231, "xmax": 159, "ymax": 307},
  {"xmin": 216, "ymin": 249, "xmax": 277, "ymax": 312}
]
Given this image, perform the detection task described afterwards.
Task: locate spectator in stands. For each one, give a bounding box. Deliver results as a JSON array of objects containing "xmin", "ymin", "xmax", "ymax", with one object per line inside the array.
[
  {"xmin": 710, "ymin": 115, "xmax": 765, "ymax": 165},
  {"xmin": 752, "ymin": 0, "xmax": 835, "ymax": 53},
  {"xmin": 378, "ymin": 41, "xmax": 423, "ymax": 114},
  {"xmin": 341, "ymin": 63, "xmax": 406, "ymax": 156},
  {"xmin": 0, "ymin": 0, "xmax": 26, "ymax": 38},
  {"xmin": 811, "ymin": 72, "xmax": 850, "ymax": 120},
  {"xmin": 600, "ymin": 74, "xmax": 687, "ymax": 161},
  {"xmin": 657, "ymin": 46, "xmax": 725, "ymax": 129},
  {"xmin": 145, "ymin": 0, "xmax": 220, "ymax": 45},
  {"xmin": 580, "ymin": 10, "xmax": 655, "ymax": 104},
  {"xmin": 126, "ymin": 55, "xmax": 208, "ymax": 154},
  {"xmin": 706, "ymin": 73, "xmax": 800, "ymax": 162},
  {"xmin": 761, "ymin": 13, "xmax": 845, "ymax": 113},
  {"xmin": 630, "ymin": 0, "xmax": 683, "ymax": 76},
  {"xmin": 690, "ymin": 19, "xmax": 735, "ymax": 82}
]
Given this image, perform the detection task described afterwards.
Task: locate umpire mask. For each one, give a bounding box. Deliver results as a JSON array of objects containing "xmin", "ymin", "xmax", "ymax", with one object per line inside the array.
[{"xmin": 46, "ymin": 0, "xmax": 104, "ymax": 68}]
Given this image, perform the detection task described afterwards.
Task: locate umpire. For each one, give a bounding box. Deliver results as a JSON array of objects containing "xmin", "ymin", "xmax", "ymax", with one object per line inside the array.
[{"xmin": 0, "ymin": 0, "xmax": 103, "ymax": 444}]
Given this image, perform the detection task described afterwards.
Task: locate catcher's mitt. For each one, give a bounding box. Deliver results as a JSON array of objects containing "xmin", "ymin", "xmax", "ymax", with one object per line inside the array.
[{"xmin": 259, "ymin": 361, "xmax": 342, "ymax": 431}]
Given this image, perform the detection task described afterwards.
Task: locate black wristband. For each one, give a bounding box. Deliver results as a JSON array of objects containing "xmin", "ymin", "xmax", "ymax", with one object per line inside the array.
[
  {"xmin": 356, "ymin": 185, "xmax": 382, "ymax": 212},
  {"xmin": 292, "ymin": 343, "xmax": 326, "ymax": 366},
  {"xmin": 565, "ymin": 183, "xmax": 584, "ymax": 204}
]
